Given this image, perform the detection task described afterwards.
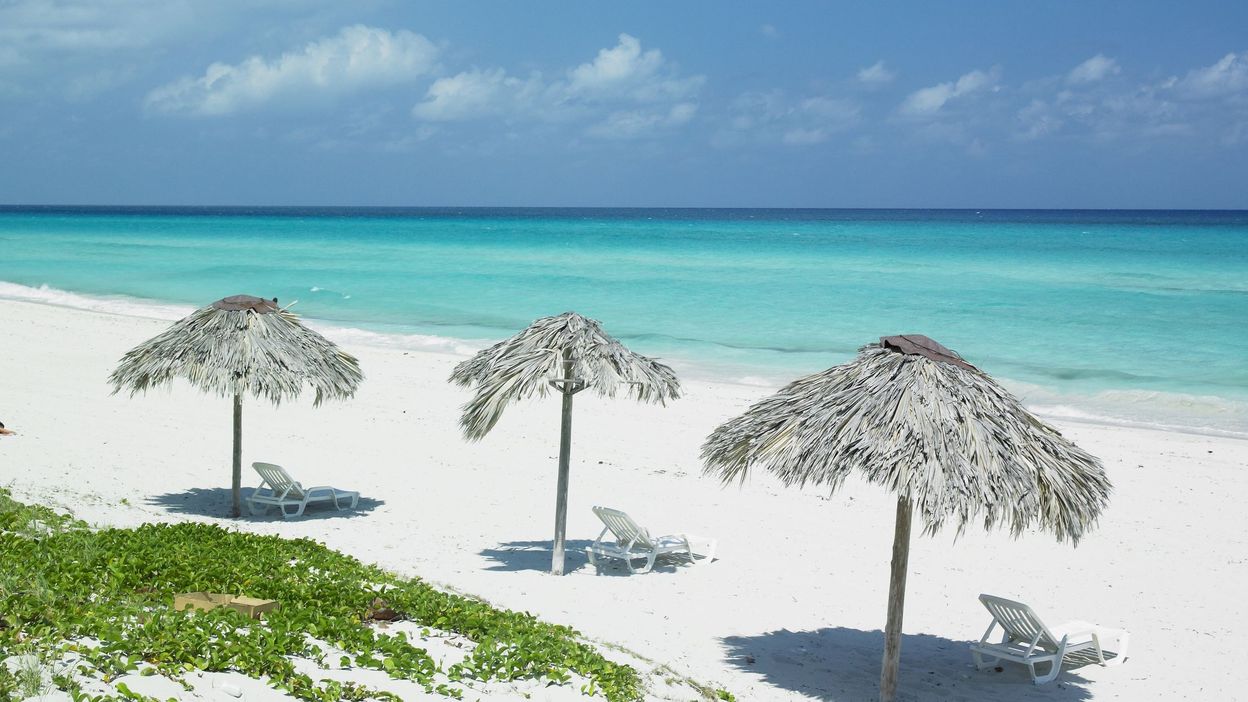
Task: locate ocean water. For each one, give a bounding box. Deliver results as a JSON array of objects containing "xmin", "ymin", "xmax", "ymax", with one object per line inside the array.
[{"xmin": 1, "ymin": 206, "xmax": 1246, "ymax": 435}]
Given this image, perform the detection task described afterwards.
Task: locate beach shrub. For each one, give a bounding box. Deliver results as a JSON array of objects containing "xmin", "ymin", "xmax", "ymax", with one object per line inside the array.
[{"xmin": 0, "ymin": 489, "xmax": 643, "ymax": 702}]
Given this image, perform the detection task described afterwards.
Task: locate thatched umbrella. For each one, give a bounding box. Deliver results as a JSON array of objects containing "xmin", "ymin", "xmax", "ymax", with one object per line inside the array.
[
  {"xmin": 451, "ymin": 311, "xmax": 680, "ymax": 575},
  {"xmin": 701, "ymin": 335, "xmax": 1110, "ymax": 702},
  {"xmin": 109, "ymin": 295, "xmax": 363, "ymax": 517}
]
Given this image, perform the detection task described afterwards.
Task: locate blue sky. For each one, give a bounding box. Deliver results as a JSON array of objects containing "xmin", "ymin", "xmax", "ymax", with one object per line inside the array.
[{"xmin": 2, "ymin": 1, "xmax": 1246, "ymax": 208}]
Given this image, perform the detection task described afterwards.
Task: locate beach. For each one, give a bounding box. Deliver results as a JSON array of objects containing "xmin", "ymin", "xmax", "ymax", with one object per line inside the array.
[
  {"xmin": 3, "ymin": 0, "xmax": 1246, "ymax": 695},
  {"xmin": 2, "ymin": 296, "xmax": 1245, "ymax": 701}
]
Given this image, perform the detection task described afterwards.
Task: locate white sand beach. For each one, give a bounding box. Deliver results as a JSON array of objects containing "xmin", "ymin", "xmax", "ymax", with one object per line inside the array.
[{"xmin": 2, "ymin": 297, "xmax": 1246, "ymax": 701}]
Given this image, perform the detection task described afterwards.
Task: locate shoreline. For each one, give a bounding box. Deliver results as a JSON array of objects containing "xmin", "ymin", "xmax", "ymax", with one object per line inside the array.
[
  {"xmin": 1, "ymin": 279, "xmax": 1244, "ymax": 441},
  {"xmin": 2, "ymin": 296, "xmax": 1247, "ymax": 701}
]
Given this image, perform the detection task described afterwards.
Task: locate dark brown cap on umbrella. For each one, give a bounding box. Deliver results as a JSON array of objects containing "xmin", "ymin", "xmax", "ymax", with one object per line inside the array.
[
  {"xmin": 880, "ymin": 334, "xmax": 977, "ymax": 371},
  {"xmin": 212, "ymin": 295, "xmax": 279, "ymax": 313}
]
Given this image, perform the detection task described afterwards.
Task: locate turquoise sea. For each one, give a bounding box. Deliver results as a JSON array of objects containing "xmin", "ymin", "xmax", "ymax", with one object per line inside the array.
[{"xmin": 1, "ymin": 206, "xmax": 1245, "ymax": 435}]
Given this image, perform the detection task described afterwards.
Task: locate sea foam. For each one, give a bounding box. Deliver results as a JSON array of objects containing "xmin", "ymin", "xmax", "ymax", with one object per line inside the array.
[
  {"xmin": 0, "ymin": 281, "xmax": 194, "ymax": 321},
  {"xmin": 0, "ymin": 280, "xmax": 483, "ymax": 359}
]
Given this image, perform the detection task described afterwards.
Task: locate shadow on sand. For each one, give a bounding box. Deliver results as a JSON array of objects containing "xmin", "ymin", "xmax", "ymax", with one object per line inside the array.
[
  {"xmin": 147, "ymin": 487, "xmax": 384, "ymax": 520},
  {"xmin": 720, "ymin": 627, "xmax": 1094, "ymax": 701},
  {"xmin": 480, "ymin": 539, "xmax": 706, "ymax": 576},
  {"xmin": 479, "ymin": 539, "xmax": 595, "ymax": 573}
]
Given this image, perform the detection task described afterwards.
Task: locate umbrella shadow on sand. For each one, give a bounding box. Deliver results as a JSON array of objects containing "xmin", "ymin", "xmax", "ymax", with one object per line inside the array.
[
  {"xmin": 479, "ymin": 540, "xmax": 595, "ymax": 573},
  {"xmin": 720, "ymin": 627, "xmax": 1095, "ymax": 701},
  {"xmin": 147, "ymin": 487, "xmax": 384, "ymax": 520},
  {"xmin": 479, "ymin": 539, "xmax": 701, "ymax": 577}
]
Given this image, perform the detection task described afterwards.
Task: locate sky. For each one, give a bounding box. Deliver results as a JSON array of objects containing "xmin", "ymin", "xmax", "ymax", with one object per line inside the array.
[{"xmin": 2, "ymin": 1, "xmax": 1247, "ymax": 208}]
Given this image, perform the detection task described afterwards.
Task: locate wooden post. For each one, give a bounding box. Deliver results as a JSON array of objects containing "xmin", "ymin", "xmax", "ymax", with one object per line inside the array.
[
  {"xmin": 231, "ymin": 393, "xmax": 243, "ymax": 518},
  {"xmin": 879, "ymin": 497, "xmax": 913, "ymax": 702},
  {"xmin": 550, "ymin": 351, "xmax": 575, "ymax": 576}
]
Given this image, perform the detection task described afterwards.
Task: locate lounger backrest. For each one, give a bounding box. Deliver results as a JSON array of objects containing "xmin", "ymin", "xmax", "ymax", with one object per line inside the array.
[
  {"xmin": 253, "ymin": 462, "xmax": 305, "ymax": 499},
  {"xmin": 592, "ymin": 506, "xmax": 655, "ymax": 548},
  {"xmin": 979, "ymin": 594, "xmax": 1060, "ymax": 650}
]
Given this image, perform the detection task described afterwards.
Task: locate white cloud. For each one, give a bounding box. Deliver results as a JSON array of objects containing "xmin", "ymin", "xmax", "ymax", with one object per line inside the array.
[
  {"xmin": 568, "ymin": 35, "xmax": 659, "ymax": 92},
  {"xmin": 1067, "ymin": 54, "xmax": 1120, "ymax": 84},
  {"xmin": 900, "ymin": 67, "xmax": 999, "ymax": 116},
  {"xmin": 1016, "ymin": 80, "xmax": 1191, "ymax": 143},
  {"xmin": 857, "ymin": 60, "xmax": 896, "ymax": 85},
  {"xmin": 1016, "ymin": 98, "xmax": 1063, "ymax": 140},
  {"xmin": 566, "ymin": 34, "xmax": 702, "ymax": 102},
  {"xmin": 146, "ymin": 25, "xmax": 439, "ymax": 116},
  {"xmin": 411, "ymin": 68, "xmax": 541, "ymax": 121},
  {"xmin": 411, "ymin": 33, "xmax": 703, "ymax": 139},
  {"xmin": 1170, "ymin": 51, "xmax": 1248, "ymax": 99},
  {"xmin": 0, "ymin": 0, "xmax": 204, "ymax": 98},
  {"xmin": 1017, "ymin": 50, "xmax": 1248, "ymax": 144},
  {"xmin": 587, "ymin": 102, "xmax": 697, "ymax": 139},
  {"xmin": 760, "ymin": 24, "xmax": 779, "ymax": 40},
  {"xmin": 0, "ymin": 0, "xmax": 192, "ymax": 53}
]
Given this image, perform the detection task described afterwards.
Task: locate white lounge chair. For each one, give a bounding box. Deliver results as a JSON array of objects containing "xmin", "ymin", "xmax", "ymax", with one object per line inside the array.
[
  {"xmin": 970, "ymin": 594, "xmax": 1129, "ymax": 684},
  {"xmin": 246, "ymin": 462, "xmax": 360, "ymax": 519},
  {"xmin": 585, "ymin": 506, "xmax": 717, "ymax": 574}
]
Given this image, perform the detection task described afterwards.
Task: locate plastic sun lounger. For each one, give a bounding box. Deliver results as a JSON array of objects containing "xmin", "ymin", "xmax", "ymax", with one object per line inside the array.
[
  {"xmin": 245, "ymin": 462, "xmax": 360, "ymax": 519},
  {"xmin": 585, "ymin": 506, "xmax": 717, "ymax": 574},
  {"xmin": 970, "ymin": 594, "xmax": 1130, "ymax": 684}
]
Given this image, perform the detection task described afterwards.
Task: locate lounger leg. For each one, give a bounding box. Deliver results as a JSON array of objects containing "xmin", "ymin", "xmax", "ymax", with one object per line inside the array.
[
  {"xmin": 330, "ymin": 493, "xmax": 359, "ymax": 511},
  {"xmin": 971, "ymin": 649, "xmax": 997, "ymax": 670},
  {"xmin": 1033, "ymin": 644, "xmax": 1065, "ymax": 685},
  {"xmin": 700, "ymin": 539, "xmax": 718, "ymax": 564},
  {"xmin": 633, "ymin": 551, "xmax": 657, "ymax": 575},
  {"xmin": 1092, "ymin": 633, "xmax": 1106, "ymax": 665},
  {"xmin": 971, "ymin": 622, "xmax": 999, "ymax": 670},
  {"xmin": 1105, "ymin": 631, "xmax": 1128, "ymax": 666},
  {"xmin": 1032, "ymin": 659, "xmax": 1062, "ymax": 685}
]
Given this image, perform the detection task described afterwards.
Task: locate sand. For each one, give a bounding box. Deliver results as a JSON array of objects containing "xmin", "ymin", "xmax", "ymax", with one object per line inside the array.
[{"xmin": 2, "ymin": 296, "xmax": 1246, "ymax": 701}]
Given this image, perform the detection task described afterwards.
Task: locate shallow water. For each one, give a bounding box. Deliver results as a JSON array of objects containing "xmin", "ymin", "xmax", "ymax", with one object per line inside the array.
[{"xmin": 2, "ymin": 206, "xmax": 1245, "ymax": 434}]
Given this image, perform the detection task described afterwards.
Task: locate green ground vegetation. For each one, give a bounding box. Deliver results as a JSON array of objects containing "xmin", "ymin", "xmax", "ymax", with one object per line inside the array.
[{"xmin": 0, "ymin": 489, "xmax": 645, "ymax": 702}]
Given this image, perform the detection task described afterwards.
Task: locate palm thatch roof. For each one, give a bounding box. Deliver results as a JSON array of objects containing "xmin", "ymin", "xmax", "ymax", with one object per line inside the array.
[
  {"xmin": 450, "ymin": 311, "xmax": 680, "ymax": 440},
  {"xmin": 109, "ymin": 295, "xmax": 363, "ymax": 404},
  {"xmin": 702, "ymin": 335, "xmax": 1111, "ymax": 543}
]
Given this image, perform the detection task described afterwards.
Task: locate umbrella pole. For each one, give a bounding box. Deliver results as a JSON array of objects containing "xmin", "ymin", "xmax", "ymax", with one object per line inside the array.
[
  {"xmin": 880, "ymin": 497, "xmax": 913, "ymax": 702},
  {"xmin": 231, "ymin": 393, "xmax": 243, "ymax": 518},
  {"xmin": 551, "ymin": 352, "xmax": 575, "ymax": 576}
]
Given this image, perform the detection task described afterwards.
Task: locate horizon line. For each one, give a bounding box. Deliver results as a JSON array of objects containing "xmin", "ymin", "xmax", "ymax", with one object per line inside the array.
[{"xmin": 3, "ymin": 204, "xmax": 1247, "ymax": 213}]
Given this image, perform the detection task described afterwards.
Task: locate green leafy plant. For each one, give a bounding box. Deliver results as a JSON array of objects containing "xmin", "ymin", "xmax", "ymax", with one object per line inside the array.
[{"xmin": 0, "ymin": 488, "xmax": 644, "ymax": 701}]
